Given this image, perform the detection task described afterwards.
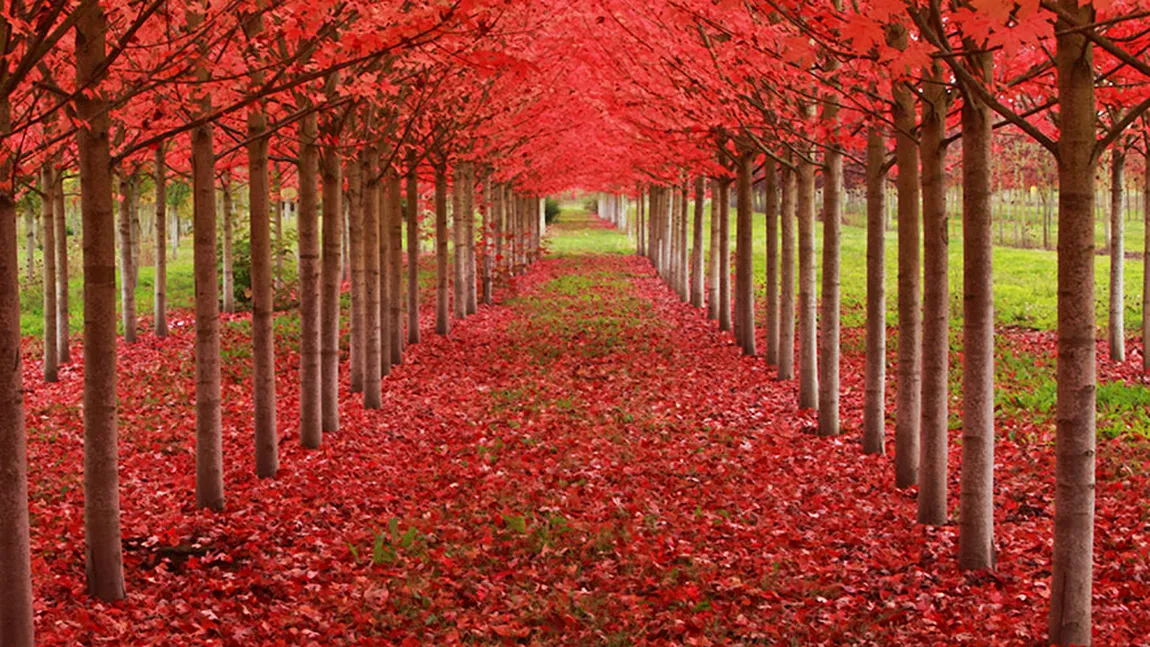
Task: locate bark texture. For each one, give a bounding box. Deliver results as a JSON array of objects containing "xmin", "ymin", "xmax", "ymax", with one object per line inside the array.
[
  {"xmin": 1109, "ymin": 149, "xmax": 1125, "ymax": 361},
  {"xmin": 797, "ymin": 144, "xmax": 818, "ymax": 411},
  {"xmin": 778, "ymin": 163, "xmax": 796, "ymax": 381},
  {"xmin": 321, "ymin": 142, "xmax": 343, "ymax": 433},
  {"xmin": 297, "ymin": 112, "xmax": 322, "ymax": 449},
  {"xmin": 863, "ymin": 126, "xmax": 886, "ymax": 455},
  {"xmin": 248, "ymin": 107, "xmax": 278, "ymax": 478},
  {"xmin": 153, "ymin": 145, "xmax": 167, "ymax": 338}
]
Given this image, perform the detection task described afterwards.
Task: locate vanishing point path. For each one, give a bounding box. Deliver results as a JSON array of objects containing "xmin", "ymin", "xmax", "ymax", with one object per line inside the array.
[{"xmin": 32, "ymin": 212, "xmax": 1061, "ymax": 645}]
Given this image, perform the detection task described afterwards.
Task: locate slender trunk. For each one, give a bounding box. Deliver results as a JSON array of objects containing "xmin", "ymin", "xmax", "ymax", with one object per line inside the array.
[
  {"xmin": 765, "ymin": 160, "xmax": 779, "ymax": 365},
  {"xmin": 958, "ymin": 50, "xmax": 995, "ymax": 569},
  {"xmin": 76, "ymin": 0, "xmax": 125, "ymax": 600},
  {"xmin": 24, "ymin": 207, "xmax": 34, "ymax": 282},
  {"xmin": 678, "ymin": 183, "xmax": 689, "ymax": 302},
  {"xmin": 221, "ymin": 178, "xmax": 234, "ymax": 313},
  {"xmin": 863, "ymin": 125, "xmax": 887, "ymax": 455},
  {"xmin": 1109, "ymin": 149, "xmax": 1125, "ymax": 361},
  {"xmin": 1144, "ymin": 154, "xmax": 1150, "ymax": 373},
  {"xmin": 129, "ymin": 175, "xmax": 140, "ymax": 285},
  {"xmin": 918, "ymin": 62, "xmax": 949, "ymax": 524},
  {"xmin": 362, "ymin": 152, "xmax": 382, "ymax": 408},
  {"xmin": 452, "ymin": 165, "xmax": 464, "ymax": 319},
  {"xmin": 778, "ymin": 163, "xmax": 797, "ymax": 380},
  {"xmin": 42, "ymin": 166, "xmax": 58, "ymax": 382},
  {"xmin": 379, "ymin": 162, "xmax": 391, "ymax": 376},
  {"xmin": 718, "ymin": 179, "xmax": 732, "ymax": 332},
  {"xmin": 274, "ymin": 175, "xmax": 283, "ymax": 292},
  {"xmin": 387, "ymin": 168, "xmax": 403, "ymax": 365},
  {"xmin": 797, "ymin": 141, "xmax": 819, "ymax": 410},
  {"xmin": 893, "ymin": 52, "xmax": 922, "ymax": 489},
  {"xmin": 1049, "ymin": 4, "xmax": 1098, "ymax": 642},
  {"xmin": 347, "ymin": 155, "xmax": 365, "ymax": 393},
  {"xmin": 435, "ymin": 162, "xmax": 450, "ymax": 335},
  {"xmin": 465, "ymin": 164, "xmax": 478, "ymax": 315},
  {"xmin": 118, "ymin": 176, "xmax": 136, "ymax": 342},
  {"xmin": 248, "ymin": 107, "xmax": 277, "ymax": 478},
  {"xmin": 190, "ymin": 38, "xmax": 224, "ymax": 510},
  {"xmin": 493, "ymin": 182, "xmax": 504, "ymax": 286},
  {"xmin": 321, "ymin": 140, "xmax": 342, "ymax": 433},
  {"xmin": 736, "ymin": 145, "xmax": 755, "ymax": 355},
  {"xmin": 0, "ymin": 111, "xmax": 35, "ymax": 644},
  {"xmin": 407, "ymin": 149, "xmax": 421, "ymax": 339},
  {"xmin": 691, "ymin": 177, "xmax": 705, "ymax": 308},
  {"xmin": 154, "ymin": 145, "xmax": 167, "ymax": 337},
  {"xmin": 819, "ymin": 129, "xmax": 842, "ymax": 436},
  {"xmin": 481, "ymin": 169, "xmax": 493, "ymax": 306},
  {"xmin": 55, "ymin": 168, "xmax": 69, "ymax": 362},
  {"xmin": 297, "ymin": 111, "xmax": 322, "ymax": 449}
]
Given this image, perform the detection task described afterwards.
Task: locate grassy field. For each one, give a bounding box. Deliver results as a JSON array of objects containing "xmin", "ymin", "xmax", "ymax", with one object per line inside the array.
[{"xmin": 621, "ymin": 200, "xmax": 1147, "ymax": 332}]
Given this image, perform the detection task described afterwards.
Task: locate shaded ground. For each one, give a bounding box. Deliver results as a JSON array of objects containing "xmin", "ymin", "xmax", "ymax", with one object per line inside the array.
[{"xmin": 24, "ymin": 212, "xmax": 1150, "ymax": 645}]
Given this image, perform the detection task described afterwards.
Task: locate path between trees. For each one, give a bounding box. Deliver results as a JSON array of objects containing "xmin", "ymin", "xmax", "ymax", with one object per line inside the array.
[{"xmin": 24, "ymin": 213, "xmax": 1144, "ymax": 645}]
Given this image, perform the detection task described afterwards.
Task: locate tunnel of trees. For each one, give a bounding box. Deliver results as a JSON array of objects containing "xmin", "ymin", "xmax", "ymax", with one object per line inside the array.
[{"xmin": 1, "ymin": 0, "xmax": 1149, "ymax": 645}]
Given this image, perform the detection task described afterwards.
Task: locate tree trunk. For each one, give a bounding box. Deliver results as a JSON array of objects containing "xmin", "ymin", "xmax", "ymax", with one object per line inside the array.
[
  {"xmin": 718, "ymin": 179, "xmax": 732, "ymax": 333},
  {"xmin": 387, "ymin": 168, "xmax": 404, "ymax": 365},
  {"xmin": 407, "ymin": 149, "xmax": 421, "ymax": 338},
  {"xmin": 274, "ymin": 175, "xmax": 283, "ymax": 292},
  {"xmin": 453, "ymin": 165, "xmax": 465, "ymax": 319},
  {"xmin": 379, "ymin": 161, "xmax": 391, "ymax": 377},
  {"xmin": 362, "ymin": 152, "xmax": 382, "ymax": 408},
  {"xmin": 465, "ymin": 164, "xmax": 478, "ymax": 315},
  {"xmin": 24, "ymin": 207, "xmax": 34, "ymax": 283},
  {"xmin": 691, "ymin": 177, "xmax": 705, "ymax": 308},
  {"xmin": 347, "ymin": 154, "xmax": 365, "ymax": 393},
  {"xmin": 493, "ymin": 182, "xmax": 504, "ymax": 286},
  {"xmin": 248, "ymin": 107, "xmax": 277, "ymax": 478},
  {"xmin": 736, "ymin": 144, "xmax": 755, "ymax": 355},
  {"xmin": 797, "ymin": 142, "xmax": 819, "ymax": 410},
  {"xmin": 221, "ymin": 177, "xmax": 234, "ymax": 314},
  {"xmin": 0, "ymin": 89, "xmax": 35, "ymax": 645},
  {"xmin": 958, "ymin": 50, "xmax": 995, "ymax": 569},
  {"xmin": 863, "ymin": 125, "xmax": 886, "ymax": 455},
  {"xmin": 129, "ymin": 174, "xmax": 140, "ymax": 285},
  {"xmin": 893, "ymin": 53, "xmax": 922, "ymax": 489},
  {"xmin": 42, "ymin": 165, "xmax": 58, "ymax": 383},
  {"xmin": 297, "ymin": 111, "xmax": 322, "ymax": 449},
  {"xmin": 154, "ymin": 145, "xmax": 167, "ymax": 338},
  {"xmin": 118, "ymin": 176, "xmax": 136, "ymax": 342},
  {"xmin": 321, "ymin": 141, "xmax": 342, "ymax": 433},
  {"xmin": 678, "ymin": 183, "xmax": 689, "ymax": 302},
  {"xmin": 76, "ymin": 0, "xmax": 126, "ymax": 600},
  {"xmin": 1109, "ymin": 148, "xmax": 1125, "ymax": 361},
  {"xmin": 778, "ymin": 162, "xmax": 796, "ymax": 381},
  {"xmin": 435, "ymin": 162, "xmax": 450, "ymax": 336},
  {"xmin": 819, "ymin": 121, "xmax": 843, "ymax": 436},
  {"xmin": 55, "ymin": 166, "xmax": 69, "ymax": 361},
  {"xmin": 918, "ymin": 62, "xmax": 949, "ymax": 525},
  {"xmin": 764, "ymin": 159, "xmax": 779, "ymax": 365},
  {"xmin": 190, "ymin": 44, "xmax": 224, "ymax": 510},
  {"xmin": 1049, "ymin": 3, "xmax": 1098, "ymax": 642},
  {"xmin": 1143, "ymin": 154, "xmax": 1149, "ymax": 373}
]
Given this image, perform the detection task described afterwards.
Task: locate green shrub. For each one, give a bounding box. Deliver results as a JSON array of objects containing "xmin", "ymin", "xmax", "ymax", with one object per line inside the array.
[
  {"xmin": 545, "ymin": 198, "xmax": 562, "ymax": 224},
  {"xmin": 220, "ymin": 220, "xmax": 298, "ymax": 310}
]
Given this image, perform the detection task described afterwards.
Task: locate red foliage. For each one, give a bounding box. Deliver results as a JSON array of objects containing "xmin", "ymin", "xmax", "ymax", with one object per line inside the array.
[{"xmin": 20, "ymin": 231, "xmax": 1149, "ymax": 645}]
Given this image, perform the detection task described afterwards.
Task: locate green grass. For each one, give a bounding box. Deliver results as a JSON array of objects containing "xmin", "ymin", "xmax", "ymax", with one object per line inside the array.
[{"xmin": 658, "ymin": 201, "xmax": 1147, "ymax": 332}]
